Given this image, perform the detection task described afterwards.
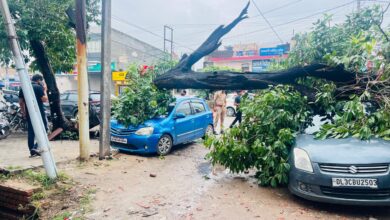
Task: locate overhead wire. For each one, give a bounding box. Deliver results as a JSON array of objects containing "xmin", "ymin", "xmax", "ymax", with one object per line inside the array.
[
  {"xmin": 224, "ymin": 0, "xmax": 356, "ymax": 40},
  {"xmin": 251, "ymin": 0, "xmax": 284, "ymax": 43},
  {"xmin": 112, "ymin": 15, "xmax": 195, "ymax": 52}
]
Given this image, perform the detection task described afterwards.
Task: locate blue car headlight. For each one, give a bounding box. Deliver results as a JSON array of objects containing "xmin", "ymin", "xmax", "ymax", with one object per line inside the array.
[
  {"xmin": 294, "ymin": 148, "xmax": 313, "ymax": 173},
  {"xmin": 135, "ymin": 127, "xmax": 154, "ymax": 136}
]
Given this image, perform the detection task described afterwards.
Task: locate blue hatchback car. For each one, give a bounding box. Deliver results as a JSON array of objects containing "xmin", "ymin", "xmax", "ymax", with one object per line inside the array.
[{"xmin": 110, "ymin": 97, "xmax": 214, "ymax": 155}]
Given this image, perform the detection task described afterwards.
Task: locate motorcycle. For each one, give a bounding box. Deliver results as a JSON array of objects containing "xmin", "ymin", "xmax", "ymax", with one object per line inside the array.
[
  {"xmin": 0, "ymin": 102, "xmax": 11, "ymax": 139},
  {"xmin": 5, "ymin": 102, "xmax": 27, "ymax": 132}
]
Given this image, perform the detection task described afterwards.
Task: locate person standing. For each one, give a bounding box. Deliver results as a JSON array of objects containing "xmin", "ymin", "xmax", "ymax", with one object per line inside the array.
[
  {"xmin": 230, "ymin": 90, "xmax": 245, "ymax": 128},
  {"xmin": 213, "ymin": 90, "xmax": 227, "ymax": 134},
  {"xmin": 19, "ymin": 74, "xmax": 48, "ymax": 158}
]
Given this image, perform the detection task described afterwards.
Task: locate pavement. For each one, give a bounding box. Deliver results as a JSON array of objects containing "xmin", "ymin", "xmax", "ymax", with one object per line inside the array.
[
  {"xmin": 0, "ymin": 133, "xmax": 99, "ymax": 172},
  {"xmin": 0, "ymin": 116, "xmax": 233, "ymax": 172}
]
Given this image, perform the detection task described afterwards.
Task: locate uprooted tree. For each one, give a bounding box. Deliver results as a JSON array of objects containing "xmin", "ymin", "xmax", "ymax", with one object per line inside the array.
[
  {"xmin": 154, "ymin": 2, "xmax": 390, "ymax": 186},
  {"xmin": 0, "ymin": 0, "xmax": 99, "ymax": 130}
]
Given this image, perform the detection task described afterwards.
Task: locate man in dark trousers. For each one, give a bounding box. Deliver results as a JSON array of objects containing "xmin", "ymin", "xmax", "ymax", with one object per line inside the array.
[
  {"xmin": 230, "ymin": 90, "xmax": 246, "ymax": 128},
  {"xmin": 19, "ymin": 74, "xmax": 48, "ymax": 157}
]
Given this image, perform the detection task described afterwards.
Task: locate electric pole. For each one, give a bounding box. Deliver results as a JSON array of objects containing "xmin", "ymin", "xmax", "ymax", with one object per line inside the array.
[
  {"xmin": 357, "ymin": 0, "xmax": 361, "ymax": 12},
  {"xmin": 99, "ymin": 0, "xmax": 111, "ymax": 159},
  {"xmin": 163, "ymin": 25, "xmax": 173, "ymax": 61},
  {"xmin": 0, "ymin": 0, "xmax": 57, "ymax": 178},
  {"xmin": 75, "ymin": 0, "xmax": 90, "ymax": 160}
]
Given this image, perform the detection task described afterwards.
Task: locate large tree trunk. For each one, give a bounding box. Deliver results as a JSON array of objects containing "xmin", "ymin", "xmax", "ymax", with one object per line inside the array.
[
  {"xmin": 154, "ymin": 64, "xmax": 355, "ymax": 90},
  {"xmin": 30, "ymin": 39, "xmax": 69, "ymax": 130}
]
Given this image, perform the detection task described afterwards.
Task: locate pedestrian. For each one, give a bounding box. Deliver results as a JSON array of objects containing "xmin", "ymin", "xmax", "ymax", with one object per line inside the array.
[
  {"xmin": 19, "ymin": 74, "xmax": 48, "ymax": 158},
  {"xmin": 230, "ymin": 90, "xmax": 246, "ymax": 128},
  {"xmin": 180, "ymin": 90, "xmax": 187, "ymax": 96},
  {"xmin": 213, "ymin": 90, "xmax": 227, "ymax": 134}
]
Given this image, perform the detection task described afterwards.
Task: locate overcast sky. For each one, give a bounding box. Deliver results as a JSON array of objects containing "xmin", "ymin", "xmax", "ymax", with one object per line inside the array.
[{"xmin": 111, "ymin": 0, "xmax": 390, "ymax": 60}]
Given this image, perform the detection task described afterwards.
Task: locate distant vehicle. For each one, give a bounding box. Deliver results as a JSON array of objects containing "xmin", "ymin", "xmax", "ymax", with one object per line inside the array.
[
  {"xmin": 289, "ymin": 116, "xmax": 390, "ymax": 206},
  {"xmin": 3, "ymin": 90, "xmax": 19, "ymax": 104},
  {"xmin": 110, "ymin": 97, "xmax": 214, "ymax": 155},
  {"xmin": 60, "ymin": 90, "xmax": 101, "ymax": 128},
  {"xmin": 226, "ymin": 93, "xmax": 237, "ymax": 117}
]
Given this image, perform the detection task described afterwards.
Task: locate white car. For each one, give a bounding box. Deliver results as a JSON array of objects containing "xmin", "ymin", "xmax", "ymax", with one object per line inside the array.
[{"xmin": 226, "ymin": 93, "xmax": 237, "ymax": 117}]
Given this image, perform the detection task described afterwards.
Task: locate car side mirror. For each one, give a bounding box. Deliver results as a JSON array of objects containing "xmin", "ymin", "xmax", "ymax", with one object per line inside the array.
[{"xmin": 175, "ymin": 113, "xmax": 186, "ymax": 119}]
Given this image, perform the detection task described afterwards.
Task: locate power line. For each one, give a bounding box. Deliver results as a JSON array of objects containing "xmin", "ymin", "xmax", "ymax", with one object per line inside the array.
[
  {"xmin": 251, "ymin": 0, "xmax": 284, "ymax": 43},
  {"xmin": 112, "ymin": 16, "xmax": 195, "ymax": 52},
  {"xmin": 111, "ymin": 38, "xmax": 166, "ymax": 61},
  {"xmin": 225, "ymin": 0, "xmax": 356, "ymax": 40},
  {"xmin": 252, "ymin": 0, "xmax": 303, "ymax": 18}
]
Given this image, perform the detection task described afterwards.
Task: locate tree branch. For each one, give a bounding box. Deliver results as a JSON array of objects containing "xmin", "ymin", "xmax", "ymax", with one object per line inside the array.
[{"xmin": 174, "ymin": 1, "xmax": 250, "ymax": 72}]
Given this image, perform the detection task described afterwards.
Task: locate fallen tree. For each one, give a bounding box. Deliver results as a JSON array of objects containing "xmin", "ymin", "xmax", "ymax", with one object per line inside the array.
[
  {"xmin": 154, "ymin": 2, "xmax": 357, "ymax": 98},
  {"xmin": 155, "ymin": 2, "xmax": 390, "ymax": 187}
]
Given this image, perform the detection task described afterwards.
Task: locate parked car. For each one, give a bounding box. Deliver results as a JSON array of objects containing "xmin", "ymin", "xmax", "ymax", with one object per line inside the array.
[
  {"xmin": 289, "ymin": 116, "xmax": 390, "ymax": 206},
  {"xmin": 226, "ymin": 93, "xmax": 237, "ymax": 117},
  {"xmin": 110, "ymin": 97, "xmax": 214, "ymax": 155},
  {"xmin": 3, "ymin": 89, "xmax": 19, "ymax": 104},
  {"xmin": 60, "ymin": 90, "xmax": 101, "ymax": 128}
]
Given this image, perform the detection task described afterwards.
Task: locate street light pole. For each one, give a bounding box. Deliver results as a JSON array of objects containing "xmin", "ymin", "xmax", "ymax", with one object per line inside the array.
[
  {"xmin": 99, "ymin": 0, "xmax": 112, "ymax": 159},
  {"xmin": 0, "ymin": 0, "xmax": 57, "ymax": 178},
  {"xmin": 75, "ymin": 0, "xmax": 90, "ymax": 160}
]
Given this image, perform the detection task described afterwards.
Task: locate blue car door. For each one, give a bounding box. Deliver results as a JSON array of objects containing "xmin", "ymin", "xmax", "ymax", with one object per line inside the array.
[
  {"xmin": 174, "ymin": 101, "xmax": 195, "ymax": 143},
  {"xmin": 190, "ymin": 101, "xmax": 210, "ymax": 139}
]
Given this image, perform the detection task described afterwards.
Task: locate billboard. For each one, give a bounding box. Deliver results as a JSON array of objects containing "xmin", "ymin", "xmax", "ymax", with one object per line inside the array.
[{"xmin": 259, "ymin": 47, "xmax": 285, "ymax": 56}]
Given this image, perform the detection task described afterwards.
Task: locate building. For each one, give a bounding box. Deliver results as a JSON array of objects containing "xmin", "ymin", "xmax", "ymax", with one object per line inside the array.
[
  {"xmin": 55, "ymin": 27, "xmax": 166, "ymax": 94},
  {"xmin": 204, "ymin": 43, "xmax": 289, "ymax": 72}
]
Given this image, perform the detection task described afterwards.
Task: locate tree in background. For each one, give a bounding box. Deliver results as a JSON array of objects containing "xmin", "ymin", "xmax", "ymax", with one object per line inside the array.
[{"xmin": 0, "ymin": 0, "xmax": 99, "ymax": 130}]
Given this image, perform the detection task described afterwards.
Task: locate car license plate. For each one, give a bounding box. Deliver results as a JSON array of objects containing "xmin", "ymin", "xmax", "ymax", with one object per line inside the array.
[
  {"xmin": 332, "ymin": 178, "xmax": 378, "ymax": 188},
  {"xmin": 110, "ymin": 136, "xmax": 127, "ymax": 144}
]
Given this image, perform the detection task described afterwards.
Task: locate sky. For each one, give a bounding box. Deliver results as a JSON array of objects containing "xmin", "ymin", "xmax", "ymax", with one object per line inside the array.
[{"xmin": 111, "ymin": 0, "xmax": 390, "ymax": 63}]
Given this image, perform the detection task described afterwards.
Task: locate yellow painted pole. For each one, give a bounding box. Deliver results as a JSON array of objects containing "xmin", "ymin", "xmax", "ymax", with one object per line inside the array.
[{"xmin": 75, "ymin": 0, "xmax": 90, "ymax": 160}]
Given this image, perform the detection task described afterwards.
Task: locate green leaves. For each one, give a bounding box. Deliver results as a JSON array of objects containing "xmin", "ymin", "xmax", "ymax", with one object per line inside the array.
[
  {"xmin": 205, "ymin": 85, "xmax": 309, "ymax": 187},
  {"xmin": 112, "ymin": 63, "xmax": 175, "ymax": 127}
]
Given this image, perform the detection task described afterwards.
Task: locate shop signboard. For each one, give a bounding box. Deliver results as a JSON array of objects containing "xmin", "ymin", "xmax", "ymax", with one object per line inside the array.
[
  {"xmin": 88, "ymin": 62, "xmax": 116, "ymax": 72},
  {"xmin": 259, "ymin": 47, "xmax": 284, "ymax": 56},
  {"xmin": 112, "ymin": 71, "xmax": 127, "ymax": 81}
]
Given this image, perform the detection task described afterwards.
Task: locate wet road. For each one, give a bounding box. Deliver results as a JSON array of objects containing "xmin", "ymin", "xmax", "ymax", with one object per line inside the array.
[{"xmin": 59, "ymin": 141, "xmax": 389, "ymax": 220}]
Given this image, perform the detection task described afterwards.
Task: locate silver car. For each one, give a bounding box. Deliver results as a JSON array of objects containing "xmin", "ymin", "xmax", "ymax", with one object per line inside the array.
[{"xmin": 289, "ymin": 116, "xmax": 390, "ymax": 206}]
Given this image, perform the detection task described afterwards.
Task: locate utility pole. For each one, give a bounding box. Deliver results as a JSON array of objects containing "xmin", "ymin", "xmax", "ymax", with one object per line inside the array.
[
  {"xmin": 75, "ymin": 0, "xmax": 90, "ymax": 160},
  {"xmin": 163, "ymin": 25, "xmax": 173, "ymax": 61},
  {"xmin": 357, "ymin": 0, "xmax": 361, "ymax": 12},
  {"xmin": 99, "ymin": 0, "xmax": 111, "ymax": 159},
  {"xmin": 0, "ymin": 0, "xmax": 57, "ymax": 178}
]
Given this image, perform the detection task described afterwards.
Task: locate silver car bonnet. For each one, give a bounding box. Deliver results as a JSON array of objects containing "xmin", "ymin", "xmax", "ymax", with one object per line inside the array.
[{"xmin": 295, "ymin": 134, "xmax": 390, "ymax": 164}]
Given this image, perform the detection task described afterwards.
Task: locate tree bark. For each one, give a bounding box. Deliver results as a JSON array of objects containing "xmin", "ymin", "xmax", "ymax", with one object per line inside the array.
[
  {"xmin": 30, "ymin": 39, "xmax": 69, "ymax": 130},
  {"xmin": 154, "ymin": 63, "xmax": 356, "ymax": 89}
]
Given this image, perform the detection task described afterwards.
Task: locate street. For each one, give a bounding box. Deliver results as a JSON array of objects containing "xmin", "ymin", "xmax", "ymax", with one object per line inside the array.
[
  {"xmin": 62, "ymin": 141, "xmax": 389, "ymax": 220},
  {"xmin": 1, "ymin": 130, "xmax": 388, "ymax": 219}
]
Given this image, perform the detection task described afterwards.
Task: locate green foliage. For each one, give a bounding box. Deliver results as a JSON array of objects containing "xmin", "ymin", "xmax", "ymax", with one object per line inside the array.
[
  {"xmin": 112, "ymin": 63, "xmax": 175, "ymax": 127},
  {"xmin": 316, "ymin": 96, "xmax": 390, "ymax": 140},
  {"xmin": 19, "ymin": 170, "xmax": 69, "ymax": 189},
  {"xmin": 205, "ymin": 86, "xmax": 310, "ymax": 187},
  {"xmin": 0, "ymin": 0, "xmax": 99, "ymax": 72}
]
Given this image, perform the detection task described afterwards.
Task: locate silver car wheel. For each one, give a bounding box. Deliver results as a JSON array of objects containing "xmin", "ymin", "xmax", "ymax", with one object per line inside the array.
[
  {"xmin": 226, "ymin": 107, "xmax": 235, "ymax": 117},
  {"xmin": 157, "ymin": 135, "xmax": 172, "ymax": 155}
]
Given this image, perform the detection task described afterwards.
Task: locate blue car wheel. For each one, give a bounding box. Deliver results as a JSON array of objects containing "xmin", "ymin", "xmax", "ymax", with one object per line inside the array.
[{"xmin": 157, "ymin": 134, "xmax": 173, "ymax": 156}]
